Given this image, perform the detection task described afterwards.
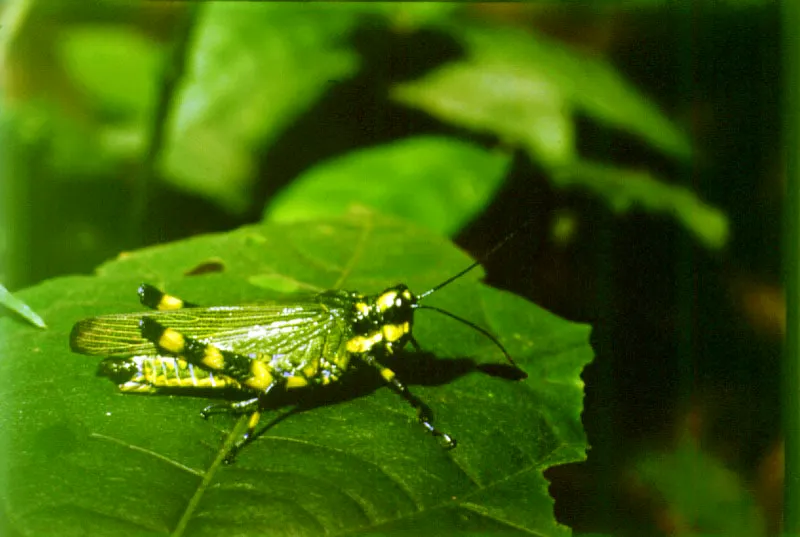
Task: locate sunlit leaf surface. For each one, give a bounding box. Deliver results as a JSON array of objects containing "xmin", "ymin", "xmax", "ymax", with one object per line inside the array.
[
  {"xmin": 264, "ymin": 136, "xmax": 511, "ymax": 236},
  {"xmin": 0, "ymin": 212, "xmax": 591, "ymax": 536}
]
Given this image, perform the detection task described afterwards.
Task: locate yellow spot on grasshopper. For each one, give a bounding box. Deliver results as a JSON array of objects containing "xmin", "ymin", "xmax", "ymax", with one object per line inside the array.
[
  {"xmin": 247, "ymin": 411, "xmax": 261, "ymax": 430},
  {"xmin": 286, "ymin": 376, "xmax": 309, "ymax": 389},
  {"xmin": 380, "ymin": 368, "xmax": 396, "ymax": 382},
  {"xmin": 201, "ymin": 346, "xmax": 225, "ymax": 370},
  {"xmin": 159, "ymin": 329, "xmax": 186, "ymax": 353},
  {"xmin": 246, "ymin": 361, "xmax": 274, "ymax": 390},
  {"xmin": 376, "ymin": 291, "xmax": 398, "ymax": 312},
  {"xmin": 382, "ymin": 322, "xmax": 409, "ymax": 343},
  {"xmin": 158, "ymin": 294, "xmax": 184, "ymax": 311},
  {"xmin": 346, "ymin": 332, "xmax": 383, "ymax": 354},
  {"xmin": 355, "ymin": 302, "xmax": 370, "ymax": 316}
]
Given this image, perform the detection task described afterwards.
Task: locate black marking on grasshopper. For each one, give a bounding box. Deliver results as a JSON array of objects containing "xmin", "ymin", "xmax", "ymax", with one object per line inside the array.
[{"xmin": 71, "ymin": 244, "xmax": 527, "ymax": 463}]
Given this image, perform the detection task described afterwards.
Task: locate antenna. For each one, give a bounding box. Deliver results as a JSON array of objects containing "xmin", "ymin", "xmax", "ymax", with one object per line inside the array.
[
  {"xmin": 414, "ymin": 304, "xmax": 521, "ymax": 372},
  {"xmin": 417, "ymin": 218, "xmax": 535, "ymax": 300},
  {"xmin": 413, "ymin": 219, "xmax": 536, "ymax": 375}
]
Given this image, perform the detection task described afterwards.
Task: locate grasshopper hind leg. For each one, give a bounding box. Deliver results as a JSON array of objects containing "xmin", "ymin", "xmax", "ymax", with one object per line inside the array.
[
  {"xmin": 139, "ymin": 316, "xmax": 286, "ymax": 463},
  {"xmin": 138, "ymin": 284, "xmax": 199, "ymax": 311},
  {"xmin": 201, "ymin": 397, "xmax": 262, "ymax": 419},
  {"xmin": 201, "ymin": 398, "xmax": 265, "ymax": 464}
]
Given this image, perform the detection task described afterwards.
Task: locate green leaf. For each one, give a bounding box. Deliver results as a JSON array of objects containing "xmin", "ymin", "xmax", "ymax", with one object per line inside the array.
[
  {"xmin": 395, "ymin": 23, "xmax": 692, "ymax": 162},
  {"xmin": 58, "ymin": 26, "xmax": 162, "ymax": 121},
  {"xmin": 0, "ymin": 211, "xmax": 591, "ymax": 536},
  {"xmin": 3, "ymin": 101, "xmax": 119, "ymax": 180},
  {"xmin": 335, "ymin": 3, "xmax": 462, "ymax": 29},
  {"xmin": 0, "ymin": 282, "xmax": 46, "ymax": 328},
  {"xmin": 159, "ymin": 3, "xmax": 361, "ymax": 214},
  {"xmin": 632, "ymin": 440, "xmax": 766, "ymax": 537},
  {"xmin": 392, "ymin": 23, "xmax": 725, "ymax": 249},
  {"xmin": 393, "ymin": 59, "xmax": 576, "ymax": 168},
  {"xmin": 55, "ymin": 26, "xmax": 163, "ymax": 162},
  {"xmin": 552, "ymin": 160, "xmax": 728, "ymax": 249},
  {"xmin": 264, "ymin": 136, "xmax": 512, "ymax": 236}
]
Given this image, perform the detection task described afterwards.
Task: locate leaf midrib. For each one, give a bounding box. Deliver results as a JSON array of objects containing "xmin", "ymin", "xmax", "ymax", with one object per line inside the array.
[{"xmin": 171, "ymin": 414, "xmax": 251, "ymax": 537}]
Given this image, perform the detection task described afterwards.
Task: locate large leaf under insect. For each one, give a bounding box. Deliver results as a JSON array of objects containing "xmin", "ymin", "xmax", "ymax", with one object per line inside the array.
[{"xmin": 0, "ymin": 211, "xmax": 592, "ymax": 537}]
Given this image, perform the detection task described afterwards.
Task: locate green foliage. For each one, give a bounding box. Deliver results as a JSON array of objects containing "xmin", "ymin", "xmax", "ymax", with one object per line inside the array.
[
  {"xmin": 0, "ymin": 213, "xmax": 592, "ymax": 536},
  {"xmin": 398, "ymin": 22, "xmax": 692, "ymax": 162},
  {"xmin": 56, "ymin": 26, "xmax": 163, "ymax": 163},
  {"xmin": 3, "ymin": 102, "xmax": 119, "ymax": 180},
  {"xmin": 159, "ymin": 3, "xmax": 361, "ymax": 214},
  {"xmin": 264, "ymin": 136, "xmax": 511, "ymax": 235},
  {"xmin": 551, "ymin": 161, "xmax": 728, "ymax": 249},
  {"xmin": 329, "ymin": 2, "xmax": 461, "ymax": 28},
  {"xmin": 632, "ymin": 440, "xmax": 766, "ymax": 537},
  {"xmin": 393, "ymin": 52, "xmax": 577, "ymax": 168},
  {"xmin": 392, "ymin": 22, "xmax": 726, "ymax": 248},
  {"xmin": 4, "ymin": 2, "xmax": 728, "ymax": 278},
  {"xmin": 0, "ymin": 282, "xmax": 46, "ymax": 328},
  {"xmin": 58, "ymin": 26, "xmax": 162, "ymax": 122}
]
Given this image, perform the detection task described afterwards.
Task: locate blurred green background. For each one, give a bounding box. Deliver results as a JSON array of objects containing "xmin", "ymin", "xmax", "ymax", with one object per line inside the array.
[{"xmin": 0, "ymin": 1, "xmax": 783, "ymax": 536}]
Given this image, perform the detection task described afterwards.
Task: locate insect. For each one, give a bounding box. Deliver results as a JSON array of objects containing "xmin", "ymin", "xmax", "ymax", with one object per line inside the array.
[{"xmin": 70, "ymin": 234, "xmax": 526, "ymax": 464}]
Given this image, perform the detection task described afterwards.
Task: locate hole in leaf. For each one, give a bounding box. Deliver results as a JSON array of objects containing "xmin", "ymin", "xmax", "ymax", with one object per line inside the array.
[{"xmin": 185, "ymin": 260, "xmax": 225, "ymax": 276}]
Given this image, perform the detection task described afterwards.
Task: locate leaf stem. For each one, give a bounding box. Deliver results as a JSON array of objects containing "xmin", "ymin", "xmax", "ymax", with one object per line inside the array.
[{"xmin": 172, "ymin": 414, "xmax": 251, "ymax": 537}]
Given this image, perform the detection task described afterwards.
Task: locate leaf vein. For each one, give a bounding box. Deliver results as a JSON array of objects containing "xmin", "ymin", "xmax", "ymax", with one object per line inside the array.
[
  {"xmin": 332, "ymin": 213, "xmax": 373, "ymax": 290},
  {"xmin": 89, "ymin": 432, "xmax": 203, "ymax": 477},
  {"xmin": 261, "ymin": 434, "xmax": 423, "ymax": 511}
]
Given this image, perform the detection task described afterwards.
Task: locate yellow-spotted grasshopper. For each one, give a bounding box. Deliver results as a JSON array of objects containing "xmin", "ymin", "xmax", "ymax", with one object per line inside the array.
[{"xmin": 70, "ymin": 234, "xmax": 526, "ymax": 463}]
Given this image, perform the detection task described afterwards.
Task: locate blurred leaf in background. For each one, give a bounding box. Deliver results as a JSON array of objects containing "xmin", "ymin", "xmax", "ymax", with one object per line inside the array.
[
  {"xmin": 159, "ymin": 3, "xmax": 361, "ymax": 214},
  {"xmin": 395, "ymin": 22, "xmax": 692, "ymax": 162},
  {"xmin": 1, "ymin": 1, "xmax": 180, "ymax": 288},
  {"xmin": 1, "ymin": 1, "xmax": 729, "ymax": 290},
  {"xmin": 392, "ymin": 22, "xmax": 727, "ymax": 249},
  {"xmin": 264, "ymin": 136, "xmax": 512, "ymax": 236},
  {"xmin": 550, "ymin": 160, "xmax": 728, "ymax": 250},
  {"xmin": 629, "ymin": 439, "xmax": 766, "ymax": 537},
  {"xmin": 57, "ymin": 25, "xmax": 163, "ymax": 162}
]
